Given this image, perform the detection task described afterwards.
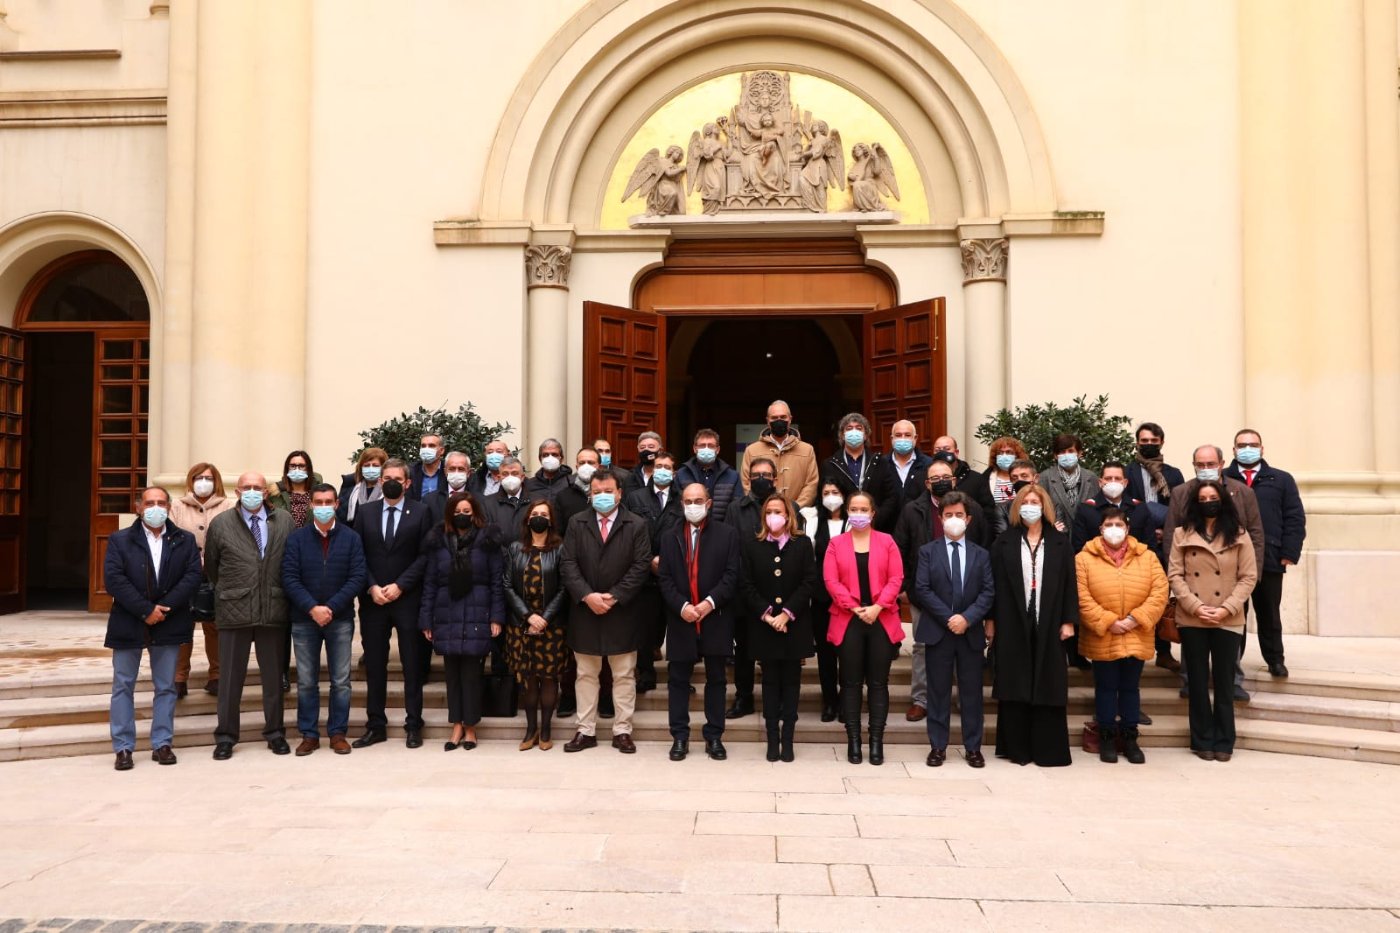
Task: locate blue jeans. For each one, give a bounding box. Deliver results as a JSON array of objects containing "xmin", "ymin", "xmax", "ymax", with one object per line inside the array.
[
  {"xmin": 111, "ymin": 643, "xmax": 181, "ymax": 752},
  {"xmin": 1092, "ymin": 657, "xmax": 1145, "ymax": 727},
  {"xmin": 291, "ymin": 617, "xmax": 354, "ymax": 738}
]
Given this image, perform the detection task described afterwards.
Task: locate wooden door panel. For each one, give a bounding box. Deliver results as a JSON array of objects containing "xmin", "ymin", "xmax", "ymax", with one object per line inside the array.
[
  {"xmin": 88, "ymin": 329, "xmax": 149, "ymax": 613},
  {"xmin": 584, "ymin": 302, "xmax": 665, "ymax": 471},
  {"xmin": 0, "ymin": 327, "xmax": 23, "ymax": 613},
  {"xmin": 864, "ymin": 298, "xmax": 946, "ymax": 450}
]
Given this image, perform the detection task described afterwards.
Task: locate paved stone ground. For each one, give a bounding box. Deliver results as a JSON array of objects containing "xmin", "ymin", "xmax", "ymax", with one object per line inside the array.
[{"xmin": 1, "ymin": 740, "xmax": 1399, "ymax": 932}]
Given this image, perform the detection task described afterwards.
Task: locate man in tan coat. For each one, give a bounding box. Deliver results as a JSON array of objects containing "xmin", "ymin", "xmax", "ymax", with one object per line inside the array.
[{"xmin": 739, "ymin": 399, "xmax": 820, "ymax": 508}]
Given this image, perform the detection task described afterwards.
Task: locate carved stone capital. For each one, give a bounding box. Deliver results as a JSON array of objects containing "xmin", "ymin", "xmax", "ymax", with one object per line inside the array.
[
  {"xmin": 525, "ymin": 245, "xmax": 571, "ymax": 289},
  {"xmin": 960, "ymin": 238, "xmax": 1008, "ymax": 283}
]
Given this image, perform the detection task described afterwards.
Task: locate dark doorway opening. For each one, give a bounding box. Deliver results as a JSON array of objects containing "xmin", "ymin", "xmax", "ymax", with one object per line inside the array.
[{"xmin": 25, "ymin": 332, "xmax": 94, "ymax": 609}]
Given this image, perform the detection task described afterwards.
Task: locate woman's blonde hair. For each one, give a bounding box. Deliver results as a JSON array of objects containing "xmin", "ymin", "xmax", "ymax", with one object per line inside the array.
[
  {"xmin": 755, "ymin": 493, "xmax": 805, "ymax": 540},
  {"xmin": 1008, "ymin": 482, "xmax": 1056, "ymax": 529}
]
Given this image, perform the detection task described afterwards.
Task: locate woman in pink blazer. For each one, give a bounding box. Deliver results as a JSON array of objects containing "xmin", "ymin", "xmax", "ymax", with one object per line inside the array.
[{"xmin": 823, "ymin": 491, "xmax": 904, "ymax": 765}]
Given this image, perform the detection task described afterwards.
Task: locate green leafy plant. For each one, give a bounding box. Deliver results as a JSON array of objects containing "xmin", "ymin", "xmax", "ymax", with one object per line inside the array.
[
  {"xmin": 351, "ymin": 403, "xmax": 513, "ymax": 467},
  {"xmin": 975, "ymin": 394, "xmax": 1135, "ymax": 471}
]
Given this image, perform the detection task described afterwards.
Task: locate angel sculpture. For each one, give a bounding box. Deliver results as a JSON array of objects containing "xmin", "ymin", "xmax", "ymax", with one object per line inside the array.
[
  {"xmin": 847, "ymin": 142, "xmax": 900, "ymax": 212},
  {"xmin": 796, "ymin": 120, "xmax": 844, "ymax": 213},
  {"xmin": 623, "ymin": 145, "xmax": 687, "ymax": 216},
  {"xmin": 687, "ymin": 120, "xmax": 732, "ymax": 215}
]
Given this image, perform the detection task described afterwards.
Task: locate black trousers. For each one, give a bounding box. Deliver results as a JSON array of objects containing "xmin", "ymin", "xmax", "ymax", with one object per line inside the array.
[
  {"xmin": 669, "ymin": 656, "xmax": 727, "ymax": 741},
  {"xmin": 838, "ymin": 622, "xmax": 898, "ymax": 730},
  {"xmin": 444, "ymin": 653, "xmax": 485, "ymax": 726},
  {"xmin": 359, "ymin": 600, "xmax": 425, "ymax": 732},
  {"xmin": 635, "ymin": 587, "xmax": 664, "ymax": 686},
  {"xmin": 925, "ymin": 637, "xmax": 984, "ymax": 752},
  {"xmin": 812, "ymin": 600, "xmax": 840, "ymax": 708},
  {"xmin": 214, "ymin": 625, "xmax": 286, "ymax": 745},
  {"xmin": 1181, "ymin": 627, "xmax": 1241, "ymax": 753},
  {"xmin": 1248, "ymin": 571, "xmax": 1286, "ymax": 665},
  {"xmin": 733, "ymin": 616, "xmax": 756, "ymax": 702},
  {"xmin": 760, "ymin": 658, "xmax": 802, "ymax": 725}
]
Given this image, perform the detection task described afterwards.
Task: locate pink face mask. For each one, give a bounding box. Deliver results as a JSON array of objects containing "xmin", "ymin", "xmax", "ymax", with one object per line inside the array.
[
  {"xmin": 847, "ymin": 513, "xmax": 872, "ymax": 530},
  {"xmin": 765, "ymin": 513, "xmax": 786, "ymax": 533}
]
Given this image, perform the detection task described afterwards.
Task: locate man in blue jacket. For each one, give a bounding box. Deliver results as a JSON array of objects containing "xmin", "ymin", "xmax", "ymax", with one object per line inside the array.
[
  {"xmin": 676, "ymin": 428, "xmax": 740, "ymax": 524},
  {"xmin": 1225, "ymin": 429, "xmax": 1306, "ymax": 678},
  {"xmin": 281, "ymin": 484, "xmax": 368, "ymax": 755},
  {"xmin": 104, "ymin": 486, "xmax": 203, "ymax": 771}
]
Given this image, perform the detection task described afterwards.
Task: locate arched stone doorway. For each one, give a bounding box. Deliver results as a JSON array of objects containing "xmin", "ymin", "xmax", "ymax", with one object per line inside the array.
[{"xmin": 1, "ymin": 249, "xmax": 151, "ymax": 612}]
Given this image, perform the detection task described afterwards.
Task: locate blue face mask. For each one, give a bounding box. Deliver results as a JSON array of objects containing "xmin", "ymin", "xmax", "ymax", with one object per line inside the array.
[
  {"xmin": 1057, "ymin": 452, "xmax": 1079, "ymax": 470},
  {"xmin": 240, "ymin": 489, "xmax": 264, "ymax": 511},
  {"xmin": 591, "ymin": 493, "xmax": 616, "ymax": 514},
  {"xmin": 361, "ymin": 465, "xmax": 381, "ymax": 482},
  {"xmin": 892, "ymin": 438, "xmax": 915, "ymax": 455},
  {"xmin": 1236, "ymin": 447, "xmax": 1261, "ymax": 466},
  {"xmin": 599, "ymin": 453, "xmax": 612, "ymax": 467},
  {"xmin": 695, "ymin": 448, "xmax": 717, "ymax": 465},
  {"xmin": 1019, "ymin": 504, "xmax": 1043, "ymax": 524},
  {"xmin": 995, "ymin": 453, "xmax": 1015, "ymax": 471},
  {"xmin": 652, "ymin": 468, "xmax": 673, "ymax": 488},
  {"xmin": 1196, "ymin": 468, "xmax": 1220, "ymax": 482},
  {"xmin": 312, "ymin": 505, "xmax": 337, "ymax": 524},
  {"xmin": 844, "ymin": 429, "xmax": 865, "ymax": 449},
  {"xmin": 287, "ymin": 468, "xmax": 308, "ymax": 484},
  {"xmin": 142, "ymin": 506, "xmax": 168, "ymax": 528},
  {"xmin": 419, "ymin": 447, "xmax": 438, "ymax": 464},
  {"xmin": 485, "ymin": 452, "xmax": 504, "ymax": 471}
]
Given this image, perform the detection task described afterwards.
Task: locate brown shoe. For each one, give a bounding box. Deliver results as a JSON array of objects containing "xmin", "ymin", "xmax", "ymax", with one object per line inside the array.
[
  {"xmin": 563, "ymin": 732, "xmax": 597, "ymax": 753},
  {"xmin": 1155, "ymin": 654, "xmax": 1182, "ymax": 673},
  {"xmin": 905, "ymin": 704, "xmax": 927, "ymax": 722},
  {"xmin": 295, "ymin": 737, "xmax": 319, "ymax": 757},
  {"xmin": 612, "ymin": 733, "xmax": 637, "ymax": 754},
  {"xmin": 519, "ymin": 730, "xmax": 539, "ymax": 752},
  {"xmin": 329, "ymin": 734, "xmax": 352, "ymax": 755},
  {"xmin": 151, "ymin": 745, "xmax": 178, "ymax": 766}
]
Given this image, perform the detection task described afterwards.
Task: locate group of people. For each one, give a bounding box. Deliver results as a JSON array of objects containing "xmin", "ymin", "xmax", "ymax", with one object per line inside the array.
[{"xmin": 103, "ymin": 399, "xmax": 1305, "ymax": 773}]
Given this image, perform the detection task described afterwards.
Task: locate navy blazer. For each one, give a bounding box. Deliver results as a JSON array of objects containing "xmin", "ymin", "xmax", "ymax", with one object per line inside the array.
[
  {"xmin": 281, "ymin": 522, "xmax": 368, "ymax": 624},
  {"xmin": 103, "ymin": 521, "xmax": 203, "ymax": 650},
  {"xmin": 1224, "ymin": 459, "xmax": 1306, "ymax": 573},
  {"xmin": 910, "ymin": 536, "xmax": 994, "ymax": 649},
  {"xmin": 354, "ymin": 497, "xmax": 433, "ymax": 597},
  {"xmin": 1125, "ymin": 461, "xmax": 1186, "ymax": 505},
  {"xmin": 657, "ymin": 519, "xmax": 742, "ymax": 662}
]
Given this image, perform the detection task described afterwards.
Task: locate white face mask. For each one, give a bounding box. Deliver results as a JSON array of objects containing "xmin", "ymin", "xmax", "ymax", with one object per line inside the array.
[
  {"xmin": 1102, "ymin": 525, "xmax": 1127, "ymax": 546},
  {"xmin": 500, "ymin": 475, "xmax": 523, "ymax": 494},
  {"xmin": 821, "ymin": 494, "xmax": 844, "ymax": 513},
  {"xmin": 576, "ymin": 464, "xmax": 597, "ymax": 483},
  {"xmin": 541, "ymin": 455, "xmax": 562, "ymax": 472},
  {"xmin": 446, "ymin": 471, "xmax": 468, "ymax": 489},
  {"xmin": 683, "ymin": 503, "xmax": 709, "ymax": 525},
  {"xmin": 192, "ymin": 478, "xmax": 214, "ymax": 498},
  {"xmin": 1102, "ymin": 481, "xmax": 1125, "ymax": 500},
  {"xmin": 942, "ymin": 516, "xmax": 967, "ymax": 539}
]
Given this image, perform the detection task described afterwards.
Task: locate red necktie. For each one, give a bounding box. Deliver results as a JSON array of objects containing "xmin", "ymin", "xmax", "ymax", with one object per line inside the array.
[
  {"xmin": 600, "ymin": 516, "xmax": 610, "ymax": 541},
  {"xmin": 1244, "ymin": 469, "xmax": 1255, "ymax": 487}
]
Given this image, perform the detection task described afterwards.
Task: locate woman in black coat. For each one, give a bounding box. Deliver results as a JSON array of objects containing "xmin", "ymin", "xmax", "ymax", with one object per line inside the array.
[
  {"xmin": 810, "ymin": 480, "xmax": 848, "ymax": 722},
  {"xmin": 739, "ymin": 494, "xmax": 816, "ymax": 762},
  {"xmin": 420, "ymin": 492, "xmax": 505, "ymax": 751},
  {"xmin": 505, "ymin": 499, "xmax": 569, "ymax": 751},
  {"xmin": 988, "ymin": 483, "xmax": 1078, "ymax": 767}
]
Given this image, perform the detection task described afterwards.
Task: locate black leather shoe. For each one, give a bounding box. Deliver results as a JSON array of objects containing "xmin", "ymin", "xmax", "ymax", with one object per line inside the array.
[
  {"xmin": 557, "ymin": 697, "xmax": 577, "ymax": 717},
  {"xmin": 669, "ymin": 737, "xmax": 689, "ymax": 761},
  {"xmin": 966, "ymin": 750, "xmax": 986, "ymax": 769},
  {"xmin": 705, "ymin": 738, "xmax": 727, "ymax": 761},
  {"xmin": 203, "ymin": 678, "xmax": 219, "ymax": 696},
  {"xmin": 351, "ymin": 731, "xmax": 387, "ymax": 749},
  {"xmin": 114, "ymin": 750, "xmax": 134, "ymax": 771},
  {"xmin": 281, "ymin": 674, "xmax": 291, "ymax": 693},
  {"xmin": 598, "ymin": 696, "xmax": 616, "ymax": 719},
  {"xmin": 267, "ymin": 738, "xmax": 291, "ymax": 755},
  {"xmin": 820, "ymin": 703, "xmax": 838, "ymax": 723},
  {"xmin": 151, "ymin": 745, "xmax": 177, "ymax": 766},
  {"xmin": 725, "ymin": 698, "xmax": 754, "ymax": 720},
  {"xmin": 1233, "ymin": 685, "xmax": 1251, "ymax": 702},
  {"xmin": 405, "ymin": 729, "xmax": 423, "ymax": 749},
  {"xmin": 212, "ymin": 742, "xmax": 234, "ymax": 760},
  {"xmin": 563, "ymin": 732, "xmax": 597, "ymax": 753},
  {"xmin": 175, "ymin": 682, "xmax": 188, "ymax": 700},
  {"xmin": 1268, "ymin": 662, "xmax": 1289, "ymax": 678},
  {"xmin": 926, "ymin": 748, "xmax": 945, "ymax": 767},
  {"xmin": 1138, "ymin": 711, "xmax": 1154, "ymax": 726}
]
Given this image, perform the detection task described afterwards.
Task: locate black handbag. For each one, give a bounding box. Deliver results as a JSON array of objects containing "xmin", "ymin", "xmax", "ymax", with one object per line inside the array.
[
  {"xmin": 481, "ymin": 655, "xmax": 519, "ymax": 718},
  {"xmin": 191, "ymin": 578, "xmax": 216, "ymax": 621}
]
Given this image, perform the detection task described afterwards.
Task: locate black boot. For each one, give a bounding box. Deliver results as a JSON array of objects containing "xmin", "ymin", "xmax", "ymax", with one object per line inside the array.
[
  {"xmin": 780, "ymin": 721, "xmax": 796, "ymax": 763},
  {"xmin": 765, "ymin": 722, "xmax": 780, "ymax": 762},
  {"xmin": 842, "ymin": 686, "xmax": 863, "ymax": 763},
  {"xmin": 868, "ymin": 729, "xmax": 885, "ymax": 766},
  {"xmin": 868, "ymin": 685, "xmax": 889, "ymax": 766},
  {"xmin": 1121, "ymin": 724, "xmax": 1146, "ymax": 764},
  {"xmin": 1099, "ymin": 724, "xmax": 1119, "ymax": 763}
]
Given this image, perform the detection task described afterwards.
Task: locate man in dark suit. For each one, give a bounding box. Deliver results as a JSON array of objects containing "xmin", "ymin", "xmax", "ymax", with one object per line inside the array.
[
  {"xmin": 932, "ymin": 435, "xmax": 974, "ymax": 483},
  {"xmin": 623, "ymin": 449, "xmax": 684, "ymax": 693},
  {"xmin": 1126, "ymin": 421, "xmax": 1186, "ymax": 506},
  {"xmin": 353, "ymin": 458, "xmax": 433, "ymax": 749},
  {"xmin": 1225, "ymin": 429, "xmax": 1305, "ymax": 678},
  {"xmin": 910, "ymin": 491, "xmax": 995, "ymax": 768},
  {"xmin": 657, "ymin": 483, "xmax": 742, "ymax": 761},
  {"xmin": 895, "ymin": 457, "xmax": 991, "ymax": 723},
  {"xmin": 876, "ymin": 419, "xmax": 934, "ymax": 514},
  {"xmin": 822, "ymin": 412, "xmax": 902, "ymax": 532},
  {"xmin": 559, "ymin": 469, "xmax": 653, "ymax": 753},
  {"xmin": 1071, "ymin": 461, "xmax": 1153, "ymax": 553},
  {"xmin": 556, "ymin": 447, "xmax": 600, "ymax": 530},
  {"xmin": 483, "ymin": 455, "xmax": 530, "ymax": 542}
]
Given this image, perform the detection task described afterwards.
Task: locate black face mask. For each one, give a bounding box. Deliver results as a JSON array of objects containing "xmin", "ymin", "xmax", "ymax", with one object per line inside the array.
[
  {"xmin": 751, "ymin": 477, "xmax": 775, "ymax": 500},
  {"xmin": 381, "ymin": 479, "xmax": 405, "ymax": 500},
  {"xmin": 639, "ymin": 449, "xmax": 658, "ymax": 465},
  {"xmin": 1198, "ymin": 500, "xmax": 1222, "ymax": 517},
  {"xmin": 452, "ymin": 513, "xmax": 474, "ymax": 530},
  {"xmin": 528, "ymin": 515, "xmax": 551, "ymax": 534},
  {"xmin": 930, "ymin": 479, "xmax": 954, "ymax": 498},
  {"xmin": 1011, "ymin": 479, "xmax": 1031, "ymax": 494},
  {"xmin": 769, "ymin": 419, "xmax": 789, "ymax": 438},
  {"xmin": 1138, "ymin": 444, "xmax": 1162, "ymax": 460}
]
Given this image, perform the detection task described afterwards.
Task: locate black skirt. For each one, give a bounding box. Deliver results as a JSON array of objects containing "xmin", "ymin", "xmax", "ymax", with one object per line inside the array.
[{"xmin": 994, "ymin": 700, "xmax": 1072, "ymax": 767}]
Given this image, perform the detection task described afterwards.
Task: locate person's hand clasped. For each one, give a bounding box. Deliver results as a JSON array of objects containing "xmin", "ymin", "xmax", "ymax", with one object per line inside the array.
[
  {"xmin": 947, "ymin": 614, "xmax": 968, "ymax": 636},
  {"xmin": 1059, "ymin": 623, "xmax": 1075, "ymax": 641},
  {"xmin": 527, "ymin": 613, "xmax": 548, "ymax": 634},
  {"xmin": 145, "ymin": 605, "xmax": 169, "ymax": 626},
  {"xmin": 584, "ymin": 592, "xmax": 615, "ymax": 615},
  {"xmin": 490, "ymin": 622, "xmax": 502, "ymax": 638},
  {"xmin": 310, "ymin": 606, "xmax": 333, "ymax": 627}
]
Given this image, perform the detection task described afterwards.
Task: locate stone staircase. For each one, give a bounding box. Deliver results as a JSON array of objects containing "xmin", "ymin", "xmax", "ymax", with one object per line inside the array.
[{"xmin": 3, "ymin": 647, "xmax": 1399, "ymax": 763}]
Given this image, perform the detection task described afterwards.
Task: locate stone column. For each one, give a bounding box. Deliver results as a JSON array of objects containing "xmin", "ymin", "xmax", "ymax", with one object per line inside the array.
[
  {"xmin": 525, "ymin": 244, "xmax": 572, "ymax": 460},
  {"xmin": 960, "ymin": 237, "xmax": 1008, "ymax": 458}
]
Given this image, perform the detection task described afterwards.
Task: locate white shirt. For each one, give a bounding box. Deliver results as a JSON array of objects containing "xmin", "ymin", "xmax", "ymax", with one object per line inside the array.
[
  {"xmin": 484, "ymin": 474, "xmax": 502, "ymax": 496},
  {"xmin": 143, "ymin": 524, "xmax": 164, "ymax": 576},
  {"xmin": 1138, "ymin": 465, "xmax": 1157, "ymax": 502},
  {"xmin": 942, "ymin": 536, "xmax": 967, "ymax": 589},
  {"xmin": 381, "ymin": 499, "xmax": 405, "ymax": 539},
  {"xmin": 893, "ymin": 454, "xmax": 915, "ymax": 485},
  {"xmin": 596, "ymin": 510, "xmax": 618, "ymax": 536},
  {"xmin": 1019, "ymin": 535, "xmax": 1046, "ymax": 621},
  {"xmin": 655, "ymin": 486, "xmax": 670, "ymax": 510}
]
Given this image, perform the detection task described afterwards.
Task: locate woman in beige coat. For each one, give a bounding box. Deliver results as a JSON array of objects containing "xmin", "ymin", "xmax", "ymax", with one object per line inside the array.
[
  {"xmin": 1075, "ymin": 507, "xmax": 1168, "ymax": 764},
  {"xmin": 168, "ymin": 462, "xmax": 235, "ymax": 698},
  {"xmin": 1168, "ymin": 480, "xmax": 1257, "ymax": 762}
]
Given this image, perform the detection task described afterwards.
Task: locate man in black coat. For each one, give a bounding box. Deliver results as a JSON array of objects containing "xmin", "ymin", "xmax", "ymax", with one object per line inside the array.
[
  {"xmin": 623, "ymin": 450, "xmax": 684, "ymax": 693},
  {"xmin": 932, "ymin": 435, "xmax": 974, "ymax": 483},
  {"xmin": 1126, "ymin": 421, "xmax": 1186, "ymax": 506},
  {"xmin": 1225, "ymin": 429, "xmax": 1306, "ymax": 677},
  {"xmin": 353, "ymin": 459, "xmax": 434, "ymax": 749},
  {"xmin": 675, "ymin": 428, "xmax": 741, "ymax": 524},
  {"xmin": 524, "ymin": 437, "xmax": 574, "ymax": 502},
  {"xmin": 466, "ymin": 439, "xmax": 511, "ymax": 499},
  {"xmin": 104, "ymin": 486, "xmax": 203, "ymax": 771},
  {"xmin": 822, "ymin": 412, "xmax": 902, "ymax": 532},
  {"xmin": 559, "ymin": 469, "xmax": 653, "ymax": 753},
  {"xmin": 1071, "ymin": 461, "xmax": 1153, "ymax": 553},
  {"xmin": 420, "ymin": 450, "xmax": 471, "ymax": 526},
  {"xmin": 875, "ymin": 419, "xmax": 934, "ymax": 513},
  {"xmin": 658, "ymin": 483, "xmax": 742, "ymax": 761},
  {"xmin": 483, "ymin": 456, "xmax": 530, "ymax": 543}
]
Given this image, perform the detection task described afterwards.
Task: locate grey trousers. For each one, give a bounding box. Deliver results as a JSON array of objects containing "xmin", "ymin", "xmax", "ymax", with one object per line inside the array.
[
  {"xmin": 215, "ymin": 625, "xmax": 287, "ymax": 745},
  {"xmin": 909, "ymin": 606, "xmax": 928, "ymax": 707}
]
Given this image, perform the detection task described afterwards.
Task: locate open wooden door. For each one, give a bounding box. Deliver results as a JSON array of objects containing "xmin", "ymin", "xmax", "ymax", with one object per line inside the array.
[
  {"xmin": 88, "ymin": 330, "xmax": 149, "ymax": 613},
  {"xmin": 0, "ymin": 328, "xmax": 24, "ymax": 614},
  {"xmin": 583, "ymin": 302, "xmax": 665, "ymax": 467},
  {"xmin": 865, "ymin": 298, "xmax": 946, "ymax": 448}
]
